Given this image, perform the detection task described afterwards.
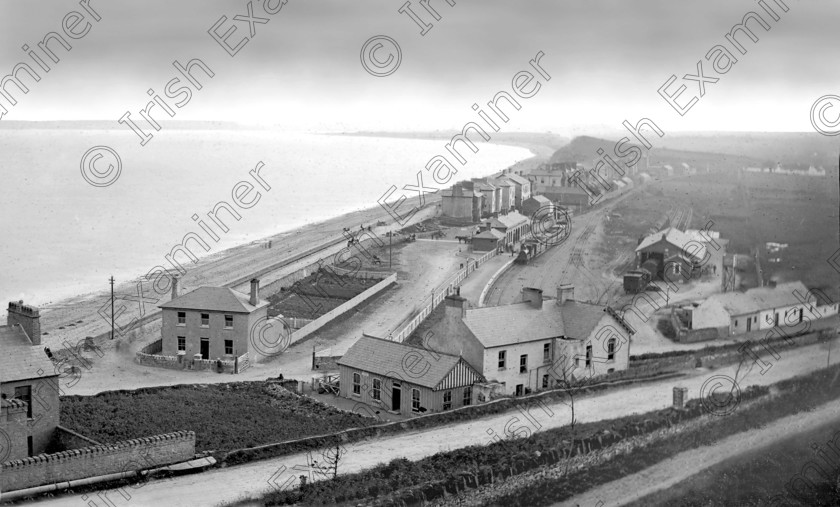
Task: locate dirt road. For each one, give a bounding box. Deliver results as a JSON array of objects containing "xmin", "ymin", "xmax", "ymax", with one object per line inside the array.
[
  {"xmin": 560, "ymin": 397, "xmax": 840, "ymax": 507},
  {"xmin": 28, "ymin": 337, "xmax": 840, "ymax": 507}
]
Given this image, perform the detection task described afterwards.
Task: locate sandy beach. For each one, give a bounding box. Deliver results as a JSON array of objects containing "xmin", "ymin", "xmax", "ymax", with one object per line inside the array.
[{"xmin": 37, "ymin": 135, "xmax": 556, "ymax": 351}]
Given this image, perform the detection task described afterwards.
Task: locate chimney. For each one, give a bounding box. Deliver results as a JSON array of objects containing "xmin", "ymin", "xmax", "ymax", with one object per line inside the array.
[
  {"xmin": 171, "ymin": 276, "xmax": 180, "ymax": 300},
  {"xmin": 250, "ymin": 278, "xmax": 260, "ymax": 306},
  {"xmin": 485, "ymin": 221, "xmax": 492, "ymax": 232},
  {"xmin": 522, "ymin": 287, "xmax": 543, "ymax": 309},
  {"xmin": 445, "ymin": 294, "xmax": 469, "ymax": 319},
  {"xmin": 7, "ymin": 301, "xmax": 42, "ymax": 346},
  {"xmin": 557, "ymin": 284, "xmax": 575, "ymax": 304}
]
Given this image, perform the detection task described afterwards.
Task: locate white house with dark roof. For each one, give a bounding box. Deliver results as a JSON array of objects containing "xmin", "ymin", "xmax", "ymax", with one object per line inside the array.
[
  {"xmin": 425, "ymin": 286, "xmax": 634, "ymax": 397},
  {"xmin": 337, "ymin": 335, "xmax": 483, "ymax": 416},
  {"xmin": 158, "ymin": 278, "xmax": 269, "ymax": 362},
  {"xmin": 1, "ymin": 302, "xmax": 59, "ymax": 461}
]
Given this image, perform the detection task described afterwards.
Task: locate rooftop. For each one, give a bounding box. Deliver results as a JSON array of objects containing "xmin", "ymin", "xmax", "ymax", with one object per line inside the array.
[
  {"xmin": 337, "ymin": 336, "xmax": 478, "ymax": 390},
  {"xmin": 462, "ymin": 298, "xmax": 630, "ymax": 348},
  {"xmin": 474, "ymin": 229, "xmax": 506, "ymax": 240},
  {"xmin": 486, "ymin": 212, "xmax": 528, "ymax": 229},
  {"xmin": 705, "ymin": 281, "xmax": 812, "ymax": 317},
  {"xmin": 501, "ymin": 173, "xmax": 530, "ymax": 185},
  {"xmin": 159, "ymin": 286, "xmax": 268, "ymax": 313},
  {"xmin": 0, "ymin": 325, "xmax": 56, "ymax": 383},
  {"xmin": 635, "ymin": 227, "xmax": 706, "ymax": 260}
]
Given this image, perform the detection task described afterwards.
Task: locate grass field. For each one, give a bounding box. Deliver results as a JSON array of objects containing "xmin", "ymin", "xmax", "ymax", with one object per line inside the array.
[
  {"xmin": 268, "ymin": 273, "xmax": 383, "ymax": 319},
  {"xmin": 59, "ymin": 382, "xmax": 369, "ymax": 456},
  {"xmin": 632, "ymin": 420, "xmax": 840, "ymax": 506}
]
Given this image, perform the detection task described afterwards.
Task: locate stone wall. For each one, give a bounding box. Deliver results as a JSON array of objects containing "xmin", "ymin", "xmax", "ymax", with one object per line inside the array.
[{"xmin": 1, "ymin": 431, "xmax": 195, "ymax": 493}]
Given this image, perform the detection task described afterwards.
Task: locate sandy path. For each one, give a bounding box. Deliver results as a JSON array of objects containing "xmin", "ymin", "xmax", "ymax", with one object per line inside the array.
[
  {"xmin": 560, "ymin": 398, "xmax": 840, "ymax": 507},
  {"xmin": 28, "ymin": 337, "xmax": 840, "ymax": 506}
]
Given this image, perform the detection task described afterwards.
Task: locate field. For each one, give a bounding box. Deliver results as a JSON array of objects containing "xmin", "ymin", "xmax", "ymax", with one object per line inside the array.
[
  {"xmin": 268, "ymin": 273, "xmax": 384, "ymax": 319},
  {"xmin": 632, "ymin": 419, "xmax": 840, "ymax": 506},
  {"xmin": 602, "ymin": 172, "xmax": 839, "ymax": 297},
  {"xmin": 59, "ymin": 382, "xmax": 369, "ymax": 456}
]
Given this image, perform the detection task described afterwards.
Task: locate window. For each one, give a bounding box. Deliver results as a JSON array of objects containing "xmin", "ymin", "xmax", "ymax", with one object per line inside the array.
[
  {"xmin": 575, "ymin": 357, "xmax": 580, "ymax": 367},
  {"xmin": 224, "ymin": 339, "xmax": 233, "ymax": 355},
  {"xmin": 735, "ymin": 320, "xmax": 738, "ymax": 327},
  {"xmin": 372, "ymin": 378, "xmax": 381, "ymax": 401},
  {"xmin": 463, "ymin": 386, "xmax": 472, "ymax": 406},
  {"xmin": 224, "ymin": 314, "xmax": 234, "ymax": 328},
  {"xmin": 498, "ymin": 350, "xmax": 506, "ymax": 369},
  {"xmin": 519, "ymin": 354, "xmax": 528, "ymax": 374},
  {"xmin": 542, "ymin": 374, "xmax": 549, "ymax": 388},
  {"xmin": 352, "ymin": 373, "xmax": 361, "ymax": 395},
  {"xmin": 543, "ymin": 343, "xmax": 551, "ymax": 363},
  {"xmin": 412, "ymin": 388, "xmax": 421, "ymax": 412},
  {"xmin": 177, "ymin": 312, "xmax": 186, "ymax": 325},
  {"xmin": 585, "ymin": 344, "xmax": 592, "ymax": 367},
  {"xmin": 27, "ymin": 436, "xmax": 33, "ymax": 457},
  {"xmin": 607, "ymin": 338, "xmax": 616, "ymax": 361},
  {"xmin": 14, "ymin": 386, "xmax": 32, "ymax": 418},
  {"xmin": 177, "ymin": 336, "xmax": 186, "ymax": 351},
  {"xmin": 443, "ymin": 390, "xmax": 452, "ymax": 410},
  {"xmin": 201, "ymin": 313, "xmax": 210, "ymax": 326}
]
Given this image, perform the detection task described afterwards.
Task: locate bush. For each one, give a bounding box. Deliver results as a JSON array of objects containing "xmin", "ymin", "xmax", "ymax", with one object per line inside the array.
[{"xmin": 657, "ymin": 318, "xmax": 677, "ymax": 339}]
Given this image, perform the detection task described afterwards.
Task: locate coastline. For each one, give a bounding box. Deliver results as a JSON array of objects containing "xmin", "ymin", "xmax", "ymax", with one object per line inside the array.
[{"xmin": 36, "ymin": 134, "xmax": 554, "ymax": 347}]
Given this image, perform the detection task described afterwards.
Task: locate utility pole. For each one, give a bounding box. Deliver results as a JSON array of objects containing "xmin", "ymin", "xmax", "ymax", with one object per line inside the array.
[
  {"xmin": 109, "ymin": 276, "xmax": 115, "ymax": 340},
  {"xmin": 389, "ymin": 231, "xmax": 392, "ymax": 269}
]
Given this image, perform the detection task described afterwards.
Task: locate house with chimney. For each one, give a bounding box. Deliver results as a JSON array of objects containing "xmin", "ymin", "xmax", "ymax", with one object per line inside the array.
[
  {"xmin": 154, "ymin": 278, "xmax": 268, "ymax": 368},
  {"xmin": 441, "ymin": 181, "xmax": 483, "ymax": 223},
  {"xmin": 1, "ymin": 302, "xmax": 60, "ymax": 461},
  {"xmin": 499, "ymin": 173, "xmax": 531, "ymax": 209},
  {"xmin": 422, "ymin": 286, "xmax": 634, "ymax": 397}
]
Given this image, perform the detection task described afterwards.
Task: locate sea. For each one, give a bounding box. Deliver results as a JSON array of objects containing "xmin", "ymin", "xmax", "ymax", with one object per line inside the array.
[{"xmin": 0, "ymin": 129, "xmax": 532, "ymax": 306}]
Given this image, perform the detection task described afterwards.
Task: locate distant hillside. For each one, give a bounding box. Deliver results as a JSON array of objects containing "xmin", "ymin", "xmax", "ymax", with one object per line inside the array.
[
  {"xmin": 549, "ymin": 135, "xmax": 768, "ymax": 172},
  {"xmin": 343, "ymin": 131, "xmax": 568, "ymax": 158}
]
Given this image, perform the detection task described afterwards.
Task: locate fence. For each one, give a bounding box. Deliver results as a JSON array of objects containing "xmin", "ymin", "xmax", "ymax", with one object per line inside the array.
[{"xmin": 385, "ymin": 249, "xmax": 497, "ymax": 343}]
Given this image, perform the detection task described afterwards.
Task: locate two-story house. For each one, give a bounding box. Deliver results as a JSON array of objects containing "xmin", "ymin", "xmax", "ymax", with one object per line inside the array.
[
  {"xmin": 158, "ymin": 278, "xmax": 269, "ymax": 362},
  {"xmin": 425, "ymin": 286, "xmax": 634, "ymax": 397},
  {"xmin": 0, "ymin": 302, "xmax": 59, "ymax": 462}
]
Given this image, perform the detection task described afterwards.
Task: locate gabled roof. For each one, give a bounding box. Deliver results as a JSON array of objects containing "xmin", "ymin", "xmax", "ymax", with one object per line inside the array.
[
  {"xmin": 704, "ymin": 281, "xmax": 812, "ymax": 317},
  {"xmin": 0, "ymin": 325, "xmax": 57, "ymax": 382},
  {"xmin": 159, "ymin": 286, "xmax": 268, "ymax": 313},
  {"xmin": 501, "ymin": 173, "xmax": 530, "ymax": 186},
  {"xmin": 474, "ymin": 229, "xmax": 506, "ymax": 240},
  {"xmin": 486, "ymin": 212, "xmax": 528, "ymax": 229},
  {"xmin": 473, "ymin": 181, "xmax": 497, "ymax": 191},
  {"xmin": 461, "ymin": 298, "xmax": 631, "ymax": 349},
  {"xmin": 524, "ymin": 195, "xmax": 552, "ymax": 205},
  {"xmin": 635, "ymin": 227, "xmax": 706, "ymax": 260},
  {"xmin": 338, "ymin": 336, "xmax": 482, "ymax": 390},
  {"xmin": 491, "ymin": 178, "xmax": 513, "ymax": 188}
]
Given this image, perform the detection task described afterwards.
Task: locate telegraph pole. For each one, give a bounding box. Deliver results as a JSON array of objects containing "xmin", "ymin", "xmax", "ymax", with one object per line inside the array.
[
  {"xmin": 389, "ymin": 231, "xmax": 392, "ymax": 269},
  {"xmin": 109, "ymin": 276, "xmax": 115, "ymax": 340}
]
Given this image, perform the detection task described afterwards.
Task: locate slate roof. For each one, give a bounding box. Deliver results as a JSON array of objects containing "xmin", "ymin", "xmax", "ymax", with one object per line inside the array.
[
  {"xmin": 159, "ymin": 286, "xmax": 268, "ymax": 313},
  {"xmin": 338, "ymin": 336, "xmax": 476, "ymax": 389},
  {"xmin": 524, "ymin": 195, "xmax": 552, "ymax": 205},
  {"xmin": 474, "ymin": 229, "xmax": 506, "ymax": 240},
  {"xmin": 705, "ymin": 281, "xmax": 811, "ymax": 317},
  {"xmin": 0, "ymin": 325, "xmax": 57, "ymax": 382},
  {"xmin": 461, "ymin": 299, "xmax": 630, "ymax": 348},
  {"xmin": 635, "ymin": 227, "xmax": 706, "ymax": 260},
  {"xmin": 501, "ymin": 173, "xmax": 530, "ymax": 186},
  {"xmin": 486, "ymin": 212, "xmax": 528, "ymax": 229}
]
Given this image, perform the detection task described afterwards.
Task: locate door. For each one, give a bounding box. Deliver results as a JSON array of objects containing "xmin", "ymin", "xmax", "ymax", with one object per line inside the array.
[
  {"xmin": 392, "ymin": 382, "xmax": 401, "ymax": 411},
  {"xmin": 746, "ymin": 318, "xmax": 751, "ymax": 332},
  {"xmin": 200, "ymin": 338, "xmax": 210, "ymax": 360}
]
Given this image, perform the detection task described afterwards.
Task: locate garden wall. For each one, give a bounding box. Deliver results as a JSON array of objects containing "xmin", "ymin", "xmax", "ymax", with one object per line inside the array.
[
  {"xmin": 289, "ymin": 273, "xmax": 397, "ymax": 346},
  {"xmin": 135, "ymin": 340, "xmax": 249, "ymax": 374},
  {"xmin": 0, "ymin": 431, "xmax": 195, "ymax": 493}
]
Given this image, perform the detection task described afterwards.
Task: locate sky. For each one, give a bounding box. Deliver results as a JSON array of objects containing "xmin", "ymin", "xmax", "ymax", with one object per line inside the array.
[{"xmin": 0, "ymin": 0, "xmax": 838, "ymax": 134}]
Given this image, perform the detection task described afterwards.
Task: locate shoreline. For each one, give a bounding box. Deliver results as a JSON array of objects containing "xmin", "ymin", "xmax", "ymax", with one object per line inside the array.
[{"xmin": 35, "ymin": 135, "xmax": 554, "ymax": 346}]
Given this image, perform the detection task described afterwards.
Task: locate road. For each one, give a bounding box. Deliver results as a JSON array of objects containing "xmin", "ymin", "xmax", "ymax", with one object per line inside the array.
[
  {"xmin": 485, "ymin": 186, "xmax": 639, "ymax": 308},
  {"xmin": 29, "ymin": 337, "xmax": 840, "ymax": 507},
  {"xmin": 560, "ymin": 395, "xmax": 840, "ymax": 507}
]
